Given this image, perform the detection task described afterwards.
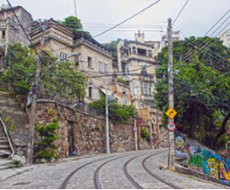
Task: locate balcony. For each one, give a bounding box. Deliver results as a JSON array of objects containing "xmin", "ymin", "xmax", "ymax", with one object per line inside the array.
[
  {"xmin": 140, "ymin": 94, "xmax": 155, "ymax": 101},
  {"xmin": 120, "ymin": 53, "xmax": 155, "ymax": 63},
  {"xmin": 139, "ymin": 76, "xmax": 154, "ymax": 83}
]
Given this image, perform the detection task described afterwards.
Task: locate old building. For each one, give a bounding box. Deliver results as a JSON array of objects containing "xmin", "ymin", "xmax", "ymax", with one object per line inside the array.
[
  {"xmin": 117, "ymin": 31, "xmax": 162, "ymax": 145},
  {"xmin": 159, "ymin": 30, "xmax": 181, "ymax": 51},
  {"xmin": 0, "ymin": 5, "xmax": 33, "ymax": 72},
  {"xmin": 29, "ymin": 18, "xmax": 131, "ymax": 106},
  {"xmin": 219, "ymin": 30, "xmax": 230, "ymax": 48}
]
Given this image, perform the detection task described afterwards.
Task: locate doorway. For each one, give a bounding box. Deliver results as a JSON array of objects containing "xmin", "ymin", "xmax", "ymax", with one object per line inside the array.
[{"xmin": 68, "ymin": 123, "xmax": 74, "ymax": 156}]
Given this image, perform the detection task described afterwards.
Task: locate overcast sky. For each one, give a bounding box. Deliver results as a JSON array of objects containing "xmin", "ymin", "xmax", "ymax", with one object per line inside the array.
[{"xmin": 5, "ymin": 0, "xmax": 230, "ymax": 43}]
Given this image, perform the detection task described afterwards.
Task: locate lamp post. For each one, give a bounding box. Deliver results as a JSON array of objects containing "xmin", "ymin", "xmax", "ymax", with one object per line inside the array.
[{"xmin": 26, "ymin": 51, "xmax": 80, "ymax": 166}]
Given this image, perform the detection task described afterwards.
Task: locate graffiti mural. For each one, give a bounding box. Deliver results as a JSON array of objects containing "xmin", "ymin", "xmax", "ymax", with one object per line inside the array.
[
  {"xmin": 189, "ymin": 154, "xmax": 203, "ymax": 167},
  {"xmin": 175, "ymin": 136, "xmax": 184, "ymax": 149}
]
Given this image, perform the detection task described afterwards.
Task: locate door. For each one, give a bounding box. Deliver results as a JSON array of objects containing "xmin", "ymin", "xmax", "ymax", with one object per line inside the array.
[{"xmin": 68, "ymin": 123, "xmax": 74, "ymax": 156}]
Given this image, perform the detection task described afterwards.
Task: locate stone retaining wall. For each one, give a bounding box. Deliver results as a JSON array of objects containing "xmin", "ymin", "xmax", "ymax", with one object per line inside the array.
[{"xmin": 36, "ymin": 102, "xmax": 137, "ymax": 157}]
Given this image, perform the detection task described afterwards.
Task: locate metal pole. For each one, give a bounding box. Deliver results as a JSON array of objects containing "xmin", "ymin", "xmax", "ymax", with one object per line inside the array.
[
  {"xmin": 167, "ymin": 18, "xmax": 175, "ymax": 171},
  {"xmin": 26, "ymin": 24, "xmax": 46, "ymax": 166},
  {"xmin": 105, "ymin": 78, "xmax": 110, "ymax": 154},
  {"xmin": 134, "ymin": 119, "xmax": 138, "ymax": 151}
]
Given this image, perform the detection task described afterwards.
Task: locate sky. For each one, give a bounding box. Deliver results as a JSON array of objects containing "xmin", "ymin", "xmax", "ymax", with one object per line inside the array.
[{"xmin": 4, "ymin": 0, "xmax": 230, "ymax": 44}]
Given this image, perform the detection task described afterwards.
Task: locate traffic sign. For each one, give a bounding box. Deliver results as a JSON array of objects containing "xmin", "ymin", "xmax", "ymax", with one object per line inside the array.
[
  {"xmin": 165, "ymin": 108, "xmax": 177, "ymax": 119},
  {"xmin": 167, "ymin": 122, "xmax": 176, "ymax": 131}
]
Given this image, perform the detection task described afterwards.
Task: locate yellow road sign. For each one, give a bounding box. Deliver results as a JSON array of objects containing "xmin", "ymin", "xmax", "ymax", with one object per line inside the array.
[{"xmin": 165, "ymin": 108, "xmax": 177, "ymax": 119}]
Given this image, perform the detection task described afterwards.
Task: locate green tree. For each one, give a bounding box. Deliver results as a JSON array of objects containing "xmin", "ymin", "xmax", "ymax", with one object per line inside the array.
[
  {"xmin": 62, "ymin": 16, "xmax": 91, "ymax": 36},
  {"xmin": 103, "ymin": 42, "xmax": 118, "ymax": 62},
  {"xmin": 88, "ymin": 97, "xmax": 136, "ymax": 123},
  {"xmin": 1, "ymin": 43, "xmax": 87, "ymax": 100},
  {"xmin": 154, "ymin": 36, "xmax": 230, "ymax": 147}
]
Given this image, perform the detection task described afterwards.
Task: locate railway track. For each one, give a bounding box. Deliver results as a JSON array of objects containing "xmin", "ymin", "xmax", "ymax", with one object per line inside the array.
[{"xmin": 59, "ymin": 149, "xmax": 181, "ymax": 189}]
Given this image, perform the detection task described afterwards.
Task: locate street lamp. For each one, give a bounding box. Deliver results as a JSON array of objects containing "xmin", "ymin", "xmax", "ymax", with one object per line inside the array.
[{"xmin": 26, "ymin": 51, "xmax": 80, "ymax": 166}]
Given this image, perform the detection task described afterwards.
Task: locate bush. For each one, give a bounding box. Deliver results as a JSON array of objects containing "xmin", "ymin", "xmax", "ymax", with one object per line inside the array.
[
  {"xmin": 141, "ymin": 127, "xmax": 149, "ymax": 138},
  {"xmin": 35, "ymin": 149, "xmax": 59, "ymax": 162},
  {"xmin": 34, "ymin": 121, "xmax": 59, "ymax": 163}
]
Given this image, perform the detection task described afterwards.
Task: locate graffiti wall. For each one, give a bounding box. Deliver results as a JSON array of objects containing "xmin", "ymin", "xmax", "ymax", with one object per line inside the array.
[{"xmin": 174, "ymin": 131, "xmax": 230, "ymax": 185}]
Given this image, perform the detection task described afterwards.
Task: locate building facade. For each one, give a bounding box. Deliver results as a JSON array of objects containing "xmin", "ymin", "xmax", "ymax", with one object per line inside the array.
[
  {"xmin": 117, "ymin": 31, "xmax": 162, "ymax": 144},
  {"xmin": 0, "ymin": 5, "xmax": 33, "ymax": 72},
  {"xmin": 219, "ymin": 30, "xmax": 230, "ymax": 48},
  {"xmin": 29, "ymin": 19, "xmax": 131, "ymax": 106}
]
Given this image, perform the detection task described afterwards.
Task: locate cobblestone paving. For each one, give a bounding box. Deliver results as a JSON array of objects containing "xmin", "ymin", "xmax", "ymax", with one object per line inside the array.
[{"xmin": 0, "ymin": 149, "xmax": 229, "ymax": 189}]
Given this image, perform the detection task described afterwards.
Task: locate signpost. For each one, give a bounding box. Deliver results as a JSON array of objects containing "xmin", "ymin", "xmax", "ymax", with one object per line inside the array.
[
  {"xmin": 165, "ymin": 108, "xmax": 177, "ymax": 119},
  {"xmin": 167, "ymin": 122, "xmax": 176, "ymax": 131}
]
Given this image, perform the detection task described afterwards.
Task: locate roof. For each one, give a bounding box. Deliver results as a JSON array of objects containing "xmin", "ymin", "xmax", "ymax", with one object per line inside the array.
[
  {"xmin": 0, "ymin": 5, "xmax": 32, "ymax": 19},
  {"xmin": 74, "ymin": 31, "xmax": 111, "ymax": 52}
]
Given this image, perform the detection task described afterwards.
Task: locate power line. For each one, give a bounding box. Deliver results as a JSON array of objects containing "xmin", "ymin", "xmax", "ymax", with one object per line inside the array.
[
  {"xmin": 204, "ymin": 9, "xmax": 230, "ymax": 36},
  {"xmin": 93, "ymin": 0, "xmax": 161, "ymax": 38},
  {"xmin": 172, "ymin": 0, "xmax": 190, "ymax": 25}
]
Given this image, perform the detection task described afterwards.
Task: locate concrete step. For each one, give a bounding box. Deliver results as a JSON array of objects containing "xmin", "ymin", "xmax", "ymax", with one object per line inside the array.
[
  {"xmin": 0, "ymin": 160, "xmax": 16, "ymax": 170},
  {"xmin": 0, "ymin": 144, "xmax": 10, "ymax": 149},
  {"xmin": 0, "ymin": 139, "xmax": 9, "ymax": 145},
  {"xmin": 0, "ymin": 150, "xmax": 11, "ymax": 158}
]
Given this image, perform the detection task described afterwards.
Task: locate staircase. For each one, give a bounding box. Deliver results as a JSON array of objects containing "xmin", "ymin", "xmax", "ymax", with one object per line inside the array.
[
  {"xmin": 0, "ymin": 120, "xmax": 17, "ymax": 170},
  {"xmin": 0, "ymin": 124, "xmax": 11, "ymax": 158}
]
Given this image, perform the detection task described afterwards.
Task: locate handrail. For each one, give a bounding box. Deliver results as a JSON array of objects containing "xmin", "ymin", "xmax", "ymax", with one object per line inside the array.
[{"xmin": 0, "ymin": 115, "xmax": 15, "ymax": 157}]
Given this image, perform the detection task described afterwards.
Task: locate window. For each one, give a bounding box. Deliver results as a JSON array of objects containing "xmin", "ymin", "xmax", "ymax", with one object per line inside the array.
[
  {"xmin": 2, "ymin": 30, "xmax": 5, "ymax": 39},
  {"xmin": 60, "ymin": 52, "xmax": 67, "ymax": 61},
  {"xmin": 99, "ymin": 62, "xmax": 103, "ymax": 72},
  {"xmin": 148, "ymin": 50, "xmax": 152, "ymax": 57},
  {"xmin": 123, "ymin": 94, "xmax": 127, "ymax": 105},
  {"xmin": 88, "ymin": 56, "xmax": 92, "ymax": 68},
  {"xmin": 88, "ymin": 82, "xmax": 93, "ymax": 98},
  {"xmin": 132, "ymin": 47, "xmax": 136, "ymax": 54},
  {"xmin": 104, "ymin": 64, "xmax": 108, "ymax": 73},
  {"xmin": 75, "ymin": 55, "xmax": 79, "ymax": 66},
  {"xmin": 149, "ymin": 85, "xmax": 152, "ymax": 95},
  {"xmin": 137, "ymin": 48, "xmax": 147, "ymax": 56}
]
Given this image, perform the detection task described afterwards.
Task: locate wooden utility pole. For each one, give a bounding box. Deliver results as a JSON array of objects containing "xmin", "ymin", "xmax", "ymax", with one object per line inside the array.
[
  {"xmin": 26, "ymin": 24, "xmax": 46, "ymax": 166},
  {"xmin": 167, "ymin": 18, "xmax": 175, "ymax": 171}
]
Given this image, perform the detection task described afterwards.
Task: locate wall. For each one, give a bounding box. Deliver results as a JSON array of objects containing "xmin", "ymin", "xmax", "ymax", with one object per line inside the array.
[
  {"xmin": 36, "ymin": 101, "xmax": 135, "ymax": 157},
  {"xmin": 174, "ymin": 131, "xmax": 230, "ymax": 185}
]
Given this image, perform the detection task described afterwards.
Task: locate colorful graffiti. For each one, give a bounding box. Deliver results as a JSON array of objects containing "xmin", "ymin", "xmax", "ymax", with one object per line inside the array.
[
  {"xmin": 189, "ymin": 154, "xmax": 203, "ymax": 167},
  {"xmin": 174, "ymin": 131, "xmax": 230, "ymax": 185},
  {"xmin": 175, "ymin": 136, "xmax": 184, "ymax": 149}
]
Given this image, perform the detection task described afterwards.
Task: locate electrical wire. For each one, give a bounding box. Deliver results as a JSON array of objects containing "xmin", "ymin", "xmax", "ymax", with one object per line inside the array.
[
  {"xmin": 93, "ymin": 0, "xmax": 161, "ymax": 38},
  {"xmin": 172, "ymin": 0, "xmax": 190, "ymax": 26},
  {"xmin": 204, "ymin": 9, "xmax": 230, "ymax": 36}
]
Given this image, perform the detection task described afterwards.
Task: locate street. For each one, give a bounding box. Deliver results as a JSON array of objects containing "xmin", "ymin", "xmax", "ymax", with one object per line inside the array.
[{"xmin": 0, "ymin": 149, "xmax": 228, "ymax": 189}]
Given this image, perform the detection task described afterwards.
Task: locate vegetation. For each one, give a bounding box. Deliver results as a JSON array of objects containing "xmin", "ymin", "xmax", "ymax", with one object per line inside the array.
[
  {"xmin": 34, "ymin": 121, "xmax": 59, "ymax": 162},
  {"xmin": 61, "ymin": 16, "xmax": 91, "ymax": 36},
  {"xmin": 88, "ymin": 97, "xmax": 136, "ymax": 123},
  {"xmin": 103, "ymin": 42, "xmax": 118, "ymax": 61},
  {"xmin": 154, "ymin": 36, "xmax": 230, "ymax": 149},
  {"xmin": 117, "ymin": 77, "xmax": 127, "ymax": 85},
  {"xmin": 0, "ymin": 43, "xmax": 87, "ymax": 100},
  {"xmin": 141, "ymin": 127, "xmax": 151, "ymax": 142}
]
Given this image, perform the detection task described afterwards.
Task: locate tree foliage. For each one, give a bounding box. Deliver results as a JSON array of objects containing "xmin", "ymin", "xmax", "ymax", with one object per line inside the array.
[
  {"xmin": 61, "ymin": 16, "xmax": 91, "ymax": 36},
  {"xmin": 0, "ymin": 43, "xmax": 87, "ymax": 100},
  {"xmin": 88, "ymin": 97, "xmax": 136, "ymax": 123},
  {"xmin": 155, "ymin": 36, "xmax": 230, "ymax": 148},
  {"xmin": 103, "ymin": 42, "xmax": 118, "ymax": 62}
]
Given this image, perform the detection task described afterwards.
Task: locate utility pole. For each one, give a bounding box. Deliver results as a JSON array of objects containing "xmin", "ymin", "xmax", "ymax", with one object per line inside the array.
[
  {"xmin": 167, "ymin": 18, "xmax": 175, "ymax": 171},
  {"xmin": 105, "ymin": 78, "xmax": 110, "ymax": 154},
  {"xmin": 26, "ymin": 24, "xmax": 46, "ymax": 166}
]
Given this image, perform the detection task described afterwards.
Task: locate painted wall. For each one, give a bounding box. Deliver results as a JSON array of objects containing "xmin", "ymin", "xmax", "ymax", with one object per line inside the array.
[{"xmin": 174, "ymin": 131, "xmax": 230, "ymax": 185}]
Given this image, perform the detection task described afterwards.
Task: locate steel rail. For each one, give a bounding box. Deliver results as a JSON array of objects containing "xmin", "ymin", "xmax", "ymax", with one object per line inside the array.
[{"xmin": 142, "ymin": 154, "xmax": 181, "ymax": 189}]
